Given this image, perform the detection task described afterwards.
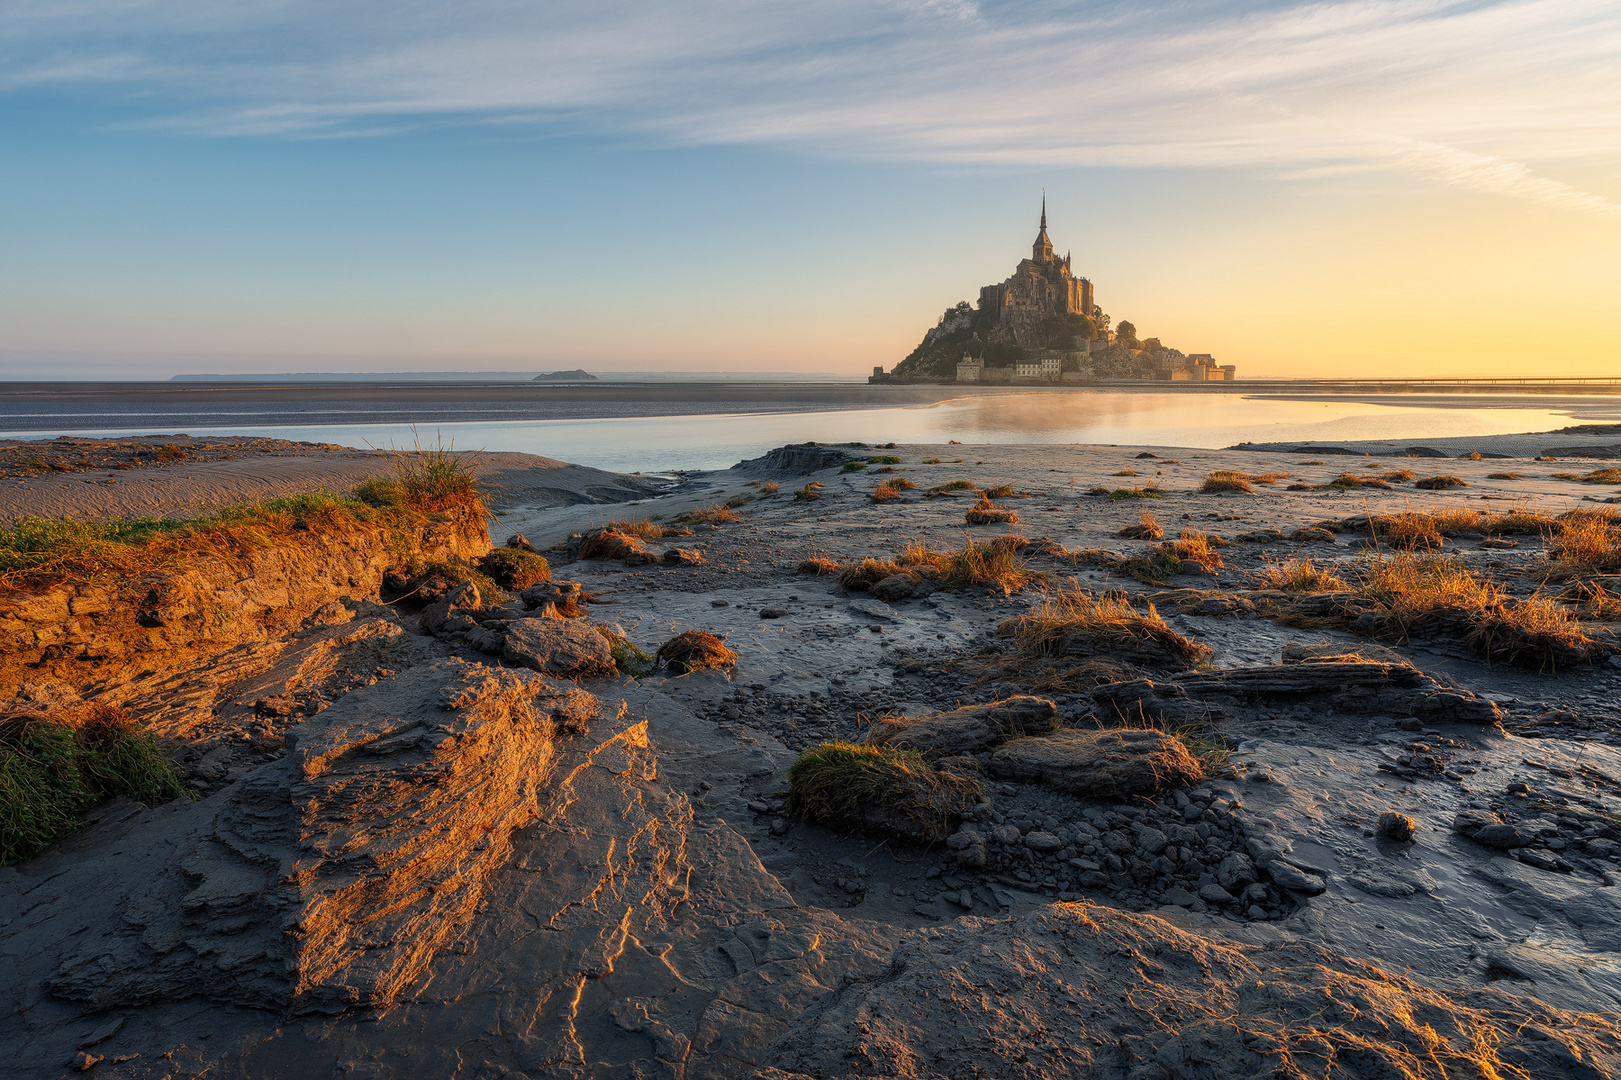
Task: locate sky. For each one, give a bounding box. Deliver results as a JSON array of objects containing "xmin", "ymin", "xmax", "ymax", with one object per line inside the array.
[{"xmin": 2, "ymin": 0, "xmax": 1618, "ymax": 380}]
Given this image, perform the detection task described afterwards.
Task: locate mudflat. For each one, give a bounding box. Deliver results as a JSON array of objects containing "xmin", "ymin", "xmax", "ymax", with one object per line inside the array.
[{"xmin": 4, "ymin": 431, "xmax": 1621, "ymax": 1077}]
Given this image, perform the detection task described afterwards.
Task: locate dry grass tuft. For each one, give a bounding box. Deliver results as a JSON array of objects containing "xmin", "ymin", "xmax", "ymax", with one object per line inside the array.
[
  {"xmin": 1349, "ymin": 552, "xmax": 1606, "ymax": 670},
  {"xmin": 1324, "ymin": 472, "xmax": 1391, "ymax": 490},
  {"xmin": 1549, "ymin": 510, "xmax": 1621, "ymax": 574},
  {"xmin": 1254, "ymin": 557, "xmax": 1349, "ymax": 592},
  {"xmin": 1001, "ymin": 585, "xmax": 1212, "ymax": 667},
  {"xmin": 1113, "ymin": 469, "xmax": 1140, "ymax": 477},
  {"xmin": 870, "ymin": 477, "xmax": 917, "ymax": 502},
  {"xmin": 1486, "ymin": 472, "xmax": 1524, "ymax": 481},
  {"xmin": 577, "ymin": 528, "xmax": 652, "ymax": 562},
  {"xmin": 603, "ymin": 518, "xmax": 669, "ymax": 540},
  {"xmin": 838, "ymin": 557, "xmax": 904, "ymax": 592},
  {"xmin": 1160, "ymin": 529, "xmax": 1225, "ymax": 571},
  {"xmin": 798, "ymin": 553, "xmax": 840, "ymax": 575},
  {"xmin": 965, "ymin": 496, "xmax": 1020, "ymax": 525},
  {"xmin": 1118, "ymin": 510, "xmax": 1163, "ymax": 540},
  {"xmin": 925, "ymin": 479, "xmax": 978, "ymax": 498},
  {"xmin": 897, "ymin": 535, "xmax": 1041, "ymax": 595},
  {"xmin": 685, "ymin": 503, "xmax": 741, "ymax": 525},
  {"xmin": 793, "ymin": 481, "xmax": 825, "ymax": 501},
  {"xmin": 1200, "ymin": 471, "xmax": 1255, "ymax": 494},
  {"xmin": 758, "ymin": 480, "xmax": 780, "ymax": 496},
  {"xmin": 655, "ymin": 630, "xmax": 737, "ymax": 674},
  {"xmin": 981, "ymin": 483, "xmax": 1020, "ymax": 498},
  {"xmin": 1415, "ymin": 475, "xmax": 1468, "ymax": 490}
]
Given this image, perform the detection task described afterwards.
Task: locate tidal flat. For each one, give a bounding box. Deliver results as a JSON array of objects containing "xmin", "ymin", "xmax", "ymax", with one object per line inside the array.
[{"xmin": 4, "ymin": 431, "xmax": 1621, "ymax": 1077}]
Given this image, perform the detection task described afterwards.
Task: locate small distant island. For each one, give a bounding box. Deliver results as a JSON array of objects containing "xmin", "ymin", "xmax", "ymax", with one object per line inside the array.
[
  {"xmin": 532, "ymin": 369, "xmax": 598, "ymax": 382},
  {"xmin": 872, "ymin": 198, "xmax": 1231, "ymax": 385}
]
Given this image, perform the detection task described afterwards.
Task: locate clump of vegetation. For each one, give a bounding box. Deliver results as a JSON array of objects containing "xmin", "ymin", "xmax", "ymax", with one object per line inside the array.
[
  {"xmin": 981, "ymin": 483, "xmax": 1020, "ymax": 498},
  {"xmin": 1323, "ymin": 472, "xmax": 1391, "ymax": 490},
  {"xmin": 838, "ymin": 557, "xmax": 904, "ymax": 592},
  {"xmin": 1113, "ymin": 469, "xmax": 1140, "ymax": 477},
  {"xmin": 904, "ymin": 535, "xmax": 1040, "ymax": 594},
  {"xmin": 870, "ymin": 477, "xmax": 917, "ymax": 503},
  {"xmin": 793, "ymin": 481, "xmax": 825, "ymax": 501},
  {"xmin": 925, "ymin": 479, "xmax": 978, "ymax": 498},
  {"xmin": 1549, "ymin": 510, "xmax": 1621, "ymax": 575},
  {"xmin": 1118, "ymin": 510, "xmax": 1163, "ymax": 540},
  {"xmin": 1487, "ymin": 472, "xmax": 1524, "ymax": 481},
  {"xmin": 924, "ymin": 457, "xmax": 942, "ymax": 465},
  {"xmin": 758, "ymin": 480, "xmax": 780, "ymax": 496},
  {"xmin": 965, "ymin": 497, "xmax": 1019, "ymax": 525},
  {"xmin": 2, "ymin": 705, "xmax": 190, "ymax": 865},
  {"xmin": 655, "ymin": 630, "xmax": 737, "ymax": 674},
  {"xmin": 1200, "ymin": 471, "xmax": 1255, "ymax": 494},
  {"xmin": 798, "ymin": 554, "xmax": 840, "ymax": 575},
  {"xmin": 594, "ymin": 626, "xmax": 654, "ymax": 676},
  {"xmin": 1297, "ymin": 459, "xmax": 1326, "ymax": 466},
  {"xmin": 1339, "ymin": 552, "xmax": 1606, "ymax": 670},
  {"xmin": 577, "ymin": 528, "xmax": 653, "ymax": 562},
  {"xmin": 1001, "ymin": 585, "xmax": 1212, "ymax": 668},
  {"xmin": 840, "ymin": 461, "xmax": 868, "ymax": 473},
  {"xmin": 1415, "ymin": 475, "xmax": 1468, "ymax": 490},
  {"xmin": 601, "ymin": 518, "xmax": 688, "ymax": 540},
  {"xmin": 867, "ymin": 455, "xmax": 902, "ymax": 465},
  {"xmin": 1551, "ymin": 468, "xmax": 1621, "ymax": 485},
  {"xmin": 153, "ymin": 444, "xmax": 188, "ymax": 464},
  {"xmin": 476, "ymin": 547, "xmax": 551, "ymax": 589},
  {"xmin": 1108, "ymin": 485, "xmax": 1165, "ymax": 500},
  {"xmin": 685, "ymin": 503, "xmax": 741, "ymax": 525},
  {"xmin": 1, "ymin": 461, "xmax": 487, "ymax": 595},
  {"xmin": 724, "ymin": 493, "xmax": 751, "ymax": 509},
  {"xmin": 1163, "ymin": 529, "xmax": 1225, "ymax": 569},
  {"xmin": 784, "ymin": 741, "xmax": 980, "ymax": 842},
  {"xmin": 1254, "ymin": 557, "xmax": 1349, "ymax": 592}
]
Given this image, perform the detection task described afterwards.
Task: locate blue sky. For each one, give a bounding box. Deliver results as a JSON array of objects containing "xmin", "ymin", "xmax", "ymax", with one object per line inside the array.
[{"xmin": 3, "ymin": 0, "xmax": 1618, "ymax": 378}]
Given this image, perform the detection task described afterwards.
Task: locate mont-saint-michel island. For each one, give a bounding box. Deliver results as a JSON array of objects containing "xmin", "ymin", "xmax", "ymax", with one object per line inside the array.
[
  {"xmin": 873, "ymin": 200, "xmax": 1233, "ymax": 385},
  {"xmin": 6, "ymin": 5, "xmax": 1621, "ymax": 1080}
]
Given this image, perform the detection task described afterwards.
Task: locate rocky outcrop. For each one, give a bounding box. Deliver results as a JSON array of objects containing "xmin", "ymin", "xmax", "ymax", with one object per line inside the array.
[
  {"xmin": 733, "ymin": 442, "xmax": 861, "ymax": 475},
  {"xmin": 38, "ymin": 658, "xmax": 597, "ymax": 1014},
  {"xmin": 503, "ymin": 618, "xmax": 617, "ymax": 677},
  {"xmin": 0, "ymin": 510, "xmax": 486, "ymax": 692},
  {"xmin": 864, "ymin": 696, "xmax": 1058, "ymax": 758},
  {"xmin": 764, "ymin": 903, "xmax": 1621, "ymax": 1079},
  {"xmin": 989, "ymin": 728, "xmax": 1205, "ymax": 798}
]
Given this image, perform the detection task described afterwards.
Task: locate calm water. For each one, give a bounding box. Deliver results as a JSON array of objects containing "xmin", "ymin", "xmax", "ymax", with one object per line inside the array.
[{"xmin": 1, "ymin": 391, "xmax": 1610, "ymax": 473}]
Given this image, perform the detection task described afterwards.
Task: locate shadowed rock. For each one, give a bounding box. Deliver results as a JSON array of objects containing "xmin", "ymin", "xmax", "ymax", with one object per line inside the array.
[
  {"xmin": 503, "ymin": 617, "xmax": 615, "ymax": 677},
  {"xmin": 988, "ymin": 728, "xmax": 1205, "ymax": 798},
  {"xmin": 865, "ymin": 696, "xmax": 1058, "ymax": 759}
]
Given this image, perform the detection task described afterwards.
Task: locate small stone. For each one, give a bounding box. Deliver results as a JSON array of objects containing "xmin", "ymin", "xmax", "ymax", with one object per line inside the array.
[
  {"xmin": 70, "ymin": 1052, "xmax": 103, "ymax": 1072},
  {"xmin": 1024, "ymin": 830, "xmax": 1063, "ymax": 853},
  {"xmin": 1198, "ymin": 883, "xmax": 1234, "ymax": 904},
  {"xmin": 1217, "ymin": 853, "xmax": 1257, "ymax": 890},
  {"xmin": 1377, "ymin": 811, "xmax": 1418, "ymax": 842},
  {"xmin": 760, "ymin": 607, "xmax": 790, "ymax": 619},
  {"xmin": 1266, "ymin": 860, "xmax": 1326, "ymax": 895},
  {"xmin": 1472, "ymin": 824, "xmax": 1525, "ymax": 850},
  {"xmin": 770, "ymin": 817, "xmax": 791, "ymax": 836},
  {"xmin": 1247, "ymin": 904, "xmax": 1267, "ymax": 920},
  {"xmin": 1164, "ymin": 887, "xmax": 1198, "ymax": 907}
]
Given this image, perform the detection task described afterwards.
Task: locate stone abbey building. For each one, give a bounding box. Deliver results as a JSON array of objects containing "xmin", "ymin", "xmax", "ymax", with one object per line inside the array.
[{"xmin": 979, "ymin": 197, "xmax": 1094, "ymax": 347}]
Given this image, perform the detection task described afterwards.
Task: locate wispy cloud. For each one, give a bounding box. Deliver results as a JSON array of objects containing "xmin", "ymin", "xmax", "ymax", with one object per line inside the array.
[{"xmin": 5, "ymin": 0, "xmax": 1618, "ymax": 214}]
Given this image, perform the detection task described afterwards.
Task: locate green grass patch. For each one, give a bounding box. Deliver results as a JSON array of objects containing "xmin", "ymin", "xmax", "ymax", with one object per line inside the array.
[
  {"xmin": 2, "ymin": 706, "xmax": 191, "ymax": 865},
  {"xmin": 784, "ymin": 741, "xmax": 979, "ymax": 841},
  {"xmin": 1108, "ymin": 485, "xmax": 1166, "ymax": 500}
]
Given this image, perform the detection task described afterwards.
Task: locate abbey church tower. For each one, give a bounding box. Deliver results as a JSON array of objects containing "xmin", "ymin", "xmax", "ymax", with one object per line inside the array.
[{"xmin": 978, "ymin": 196, "xmax": 1095, "ymax": 348}]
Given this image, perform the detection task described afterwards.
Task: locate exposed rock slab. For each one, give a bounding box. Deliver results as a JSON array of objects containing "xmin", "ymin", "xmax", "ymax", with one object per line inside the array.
[
  {"xmin": 503, "ymin": 617, "xmax": 617, "ymax": 677},
  {"xmin": 765, "ymin": 903, "xmax": 1621, "ymax": 1080},
  {"xmin": 33, "ymin": 658, "xmax": 597, "ymax": 1014},
  {"xmin": 989, "ymin": 728, "xmax": 1205, "ymax": 798},
  {"xmin": 865, "ymin": 696, "xmax": 1058, "ymax": 758}
]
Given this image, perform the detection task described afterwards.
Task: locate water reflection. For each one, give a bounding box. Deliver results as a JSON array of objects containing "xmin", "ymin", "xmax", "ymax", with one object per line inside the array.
[{"xmin": 0, "ymin": 391, "xmax": 1584, "ymax": 474}]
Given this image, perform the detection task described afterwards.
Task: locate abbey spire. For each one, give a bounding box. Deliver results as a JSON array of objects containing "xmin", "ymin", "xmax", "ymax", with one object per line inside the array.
[{"xmin": 1032, "ymin": 193, "xmax": 1054, "ymax": 263}]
